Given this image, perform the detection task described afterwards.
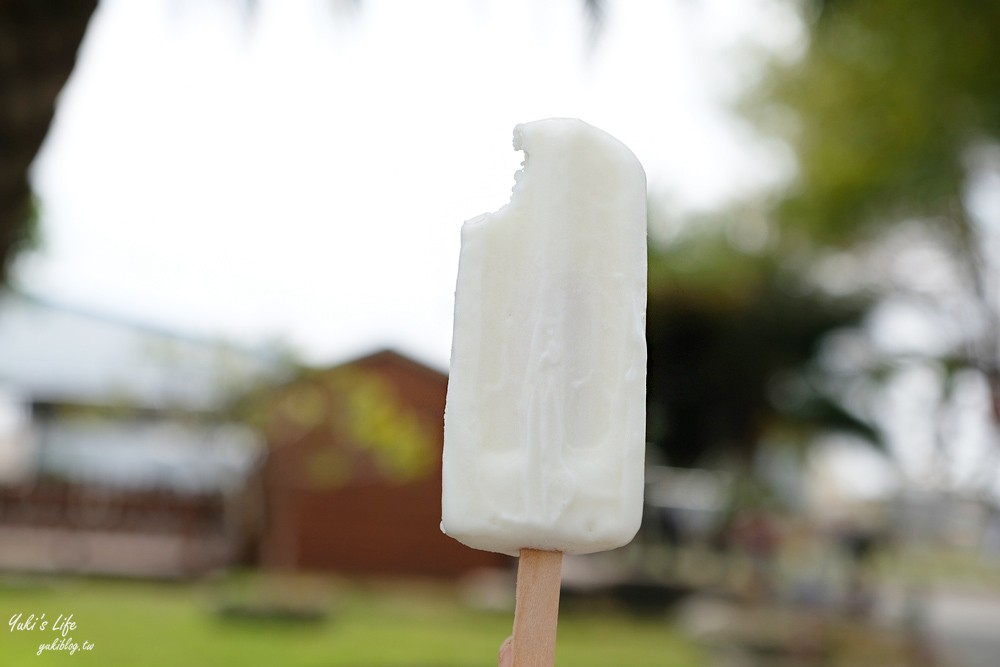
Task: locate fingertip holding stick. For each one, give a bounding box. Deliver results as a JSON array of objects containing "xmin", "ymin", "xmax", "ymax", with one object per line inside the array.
[{"xmin": 511, "ymin": 549, "xmax": 563, "ymax": 667}]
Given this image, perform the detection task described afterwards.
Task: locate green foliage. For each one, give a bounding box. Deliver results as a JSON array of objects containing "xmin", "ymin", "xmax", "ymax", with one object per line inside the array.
[
  {"xmin": 325, "ymin": 368, "xmax": 436, "ymax": 483},
  {"xmin": 747, "ymin": 0, "xmax": 1000, "ymax": 244},
  {"xmin": 717, "ymin": 0, "xmax": 1000, "ymax": 484},
  {"xmin": 259, "ymin": 367, "xmax": 437, "ymax": 488}
]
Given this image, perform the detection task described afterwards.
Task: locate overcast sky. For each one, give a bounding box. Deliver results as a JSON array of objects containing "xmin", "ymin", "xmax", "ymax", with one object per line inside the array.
[
  {"xmin": 19, "ymin": 0, "xmax": 800, "ymax": 370},
  {"xmin": 14, "ymin": 0, "xmax": 1000, "ymax": 501}
]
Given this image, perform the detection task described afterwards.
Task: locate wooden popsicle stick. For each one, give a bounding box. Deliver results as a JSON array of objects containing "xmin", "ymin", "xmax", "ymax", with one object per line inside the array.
[{"xmin": 512, "ymin": 548, "xmax": 564, "ymax": 667}]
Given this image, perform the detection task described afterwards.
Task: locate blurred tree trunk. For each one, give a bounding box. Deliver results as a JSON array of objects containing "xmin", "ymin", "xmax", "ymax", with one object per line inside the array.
[{"xmin": 0, "ymin": 0, "xmax": 97, "ymax": 281}]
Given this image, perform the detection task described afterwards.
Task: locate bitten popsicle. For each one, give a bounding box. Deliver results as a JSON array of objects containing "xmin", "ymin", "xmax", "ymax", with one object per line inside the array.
[{"xmin": 441, "ymin": 118, "xmax": 647, "ymax": 666}]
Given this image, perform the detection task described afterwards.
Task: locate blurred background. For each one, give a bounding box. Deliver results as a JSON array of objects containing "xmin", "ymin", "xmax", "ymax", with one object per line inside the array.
[{"xmin": 1, "ymin": 0, "xmax": 999, "ymax": 665}]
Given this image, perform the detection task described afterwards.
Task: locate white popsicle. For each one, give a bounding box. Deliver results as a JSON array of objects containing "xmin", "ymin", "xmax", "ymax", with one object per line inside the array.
[{"xmin": 442, "ymin": 118, "xmax": 647, "ymax": 557}]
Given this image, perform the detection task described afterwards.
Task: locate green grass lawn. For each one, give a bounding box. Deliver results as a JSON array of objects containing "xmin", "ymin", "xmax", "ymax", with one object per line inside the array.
[{"xmin": 0, "ymin": 574, "xmax": 706, "ymax": 666}]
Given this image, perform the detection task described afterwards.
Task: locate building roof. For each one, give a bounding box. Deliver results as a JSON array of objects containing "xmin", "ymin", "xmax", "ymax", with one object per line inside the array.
[{"xmin": 0, "ymin": 290, "xmax": 286, "ymax": 410}]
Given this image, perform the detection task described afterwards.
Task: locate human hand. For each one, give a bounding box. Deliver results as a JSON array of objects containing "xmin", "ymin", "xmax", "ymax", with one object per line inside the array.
[{"xmin": 498, "ymin": 636, "xmax": 513, "ymax": 667}]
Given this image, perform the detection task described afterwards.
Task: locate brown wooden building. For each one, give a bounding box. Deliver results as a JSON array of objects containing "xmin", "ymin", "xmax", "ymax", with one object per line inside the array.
[{"xmin": 257, "ymin": 349, "xmax": 508, "ymax": 577}]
